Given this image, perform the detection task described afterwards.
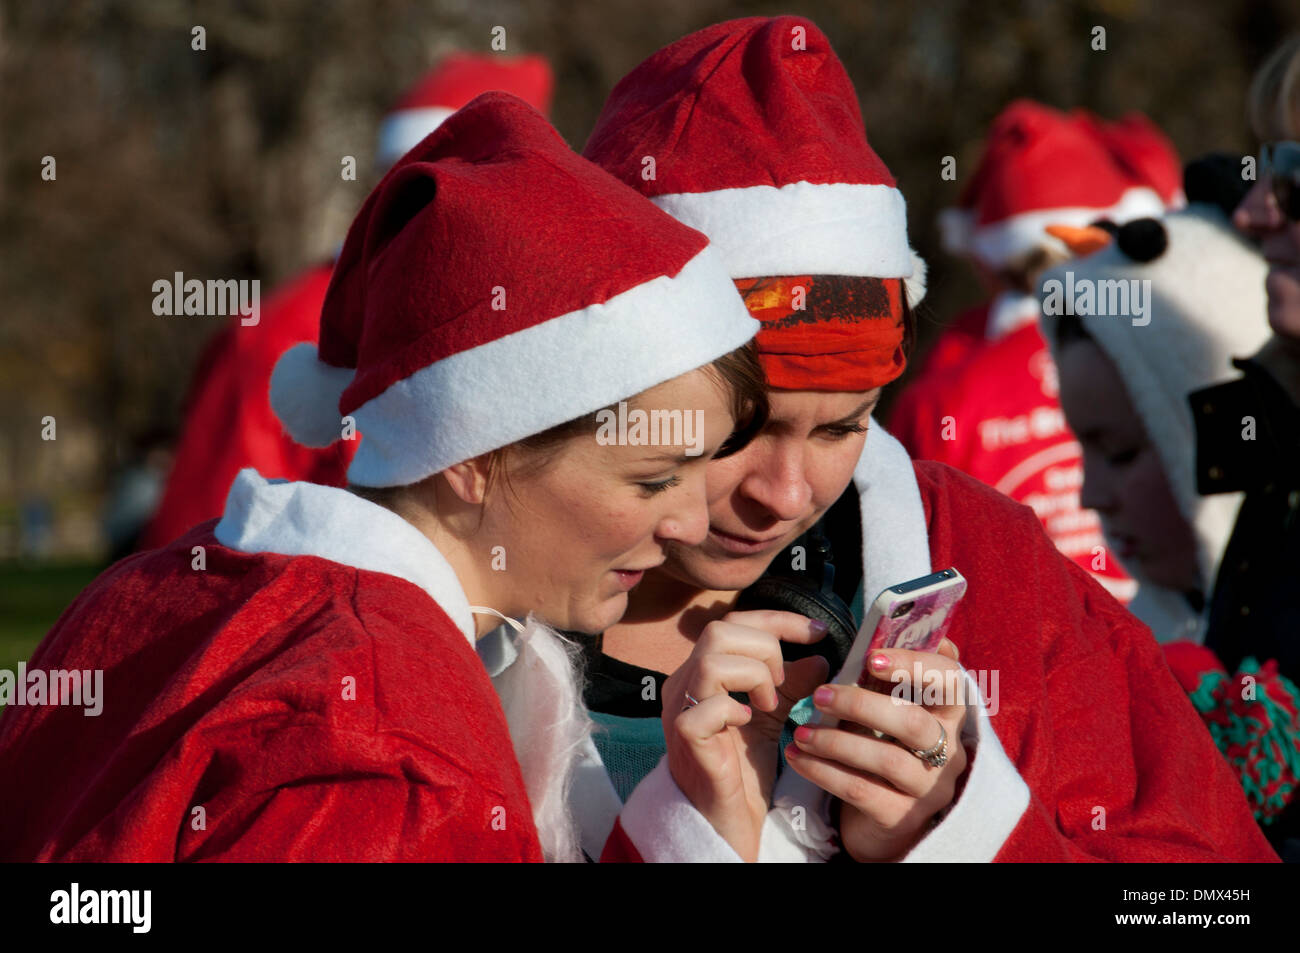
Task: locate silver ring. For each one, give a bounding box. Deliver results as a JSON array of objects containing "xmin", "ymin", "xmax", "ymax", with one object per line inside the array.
[
  {"xmin": 911, "ymin": 721, "xmax": 949, "ymax": 768},
  {"xmin": 682, "ymin": 691, "xmax": 702, "ymax": 713}
]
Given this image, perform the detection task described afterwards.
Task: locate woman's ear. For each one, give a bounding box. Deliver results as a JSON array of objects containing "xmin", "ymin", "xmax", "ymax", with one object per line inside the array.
[{"xmin": 440, "ymin": 454, "xmax": 493, "ymax": 505}]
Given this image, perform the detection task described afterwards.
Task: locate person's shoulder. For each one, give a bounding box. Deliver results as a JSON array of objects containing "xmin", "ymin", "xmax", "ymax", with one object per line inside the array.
[{"xmin": 911, "ymin": 458, "xmax": 1041, "ymax": 527}]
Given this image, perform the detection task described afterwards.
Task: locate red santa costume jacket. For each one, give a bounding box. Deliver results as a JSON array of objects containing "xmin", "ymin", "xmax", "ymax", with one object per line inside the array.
[
  {"xmin": 0, "ymin": 472, "xmax": 541, "ymax": 861},
  {"xmin": 601, "ymin": 423, "xmax": 1277, "ymax": 861},
  {"xmin": 0, "ymin": 471, "xmax": 748, "ymax": 862},
  {"xmin": 888, "ymin": 292, "xmax": 1134, "ymax": 603},
  {"xmin": 905, "ymin": 301, "xmax": 991, "ymax": 383},
  {"xmin": 140, "ymin": 264, "xmax": 355, "ymax": 551}
]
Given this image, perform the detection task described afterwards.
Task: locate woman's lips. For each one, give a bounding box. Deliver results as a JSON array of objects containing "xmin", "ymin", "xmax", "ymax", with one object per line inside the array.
[
  {"xmin": 613, "ymin": 569, "xmax": 647, "ymax": 590},
  {"xmin": 708, "ymin": 526, "xmax": 787, "ymax": 556}
]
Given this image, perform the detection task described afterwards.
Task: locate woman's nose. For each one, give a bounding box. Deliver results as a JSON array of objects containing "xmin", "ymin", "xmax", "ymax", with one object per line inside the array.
[
  {"xmin": 740, "ymin": 446, "xmax": 812, "ymax": 522},
  {"xmin": 657, "ymin": 475, "xmax": 711, "ymax": 546},
  {"xmin": 1234, "ymin": 175, "xmax": 1284, "ymax": 238}
]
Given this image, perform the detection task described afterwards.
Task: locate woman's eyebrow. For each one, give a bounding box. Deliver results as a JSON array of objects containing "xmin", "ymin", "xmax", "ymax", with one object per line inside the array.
[
  {"xmin": 825, "ymin": 393, "xmax": 880, "ymax": 425},
  {"xmin": 637, "ymin": 449, "xmax": 697, "ymax": 464}
]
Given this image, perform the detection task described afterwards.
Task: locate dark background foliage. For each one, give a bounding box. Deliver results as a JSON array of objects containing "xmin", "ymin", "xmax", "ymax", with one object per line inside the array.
[{"xmin": 2, "ymin": 0, "xmax": 1297, "ymax": 558}]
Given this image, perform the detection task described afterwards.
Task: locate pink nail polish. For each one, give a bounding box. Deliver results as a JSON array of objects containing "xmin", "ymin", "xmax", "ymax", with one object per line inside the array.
[
  {"xmin": 741, "ymin": 704, "xmax": 752, "ymax": 715},
  {"xmin": 870, "ymin": 653, "xmax": 891, "ymax": 672},
  {"xmin": 813, "ymin": 685, "xmax": 833, "ymax": 705},
  {"xmin": 794, "ymin": 725, "xmax": 813, "ymax": 743}
]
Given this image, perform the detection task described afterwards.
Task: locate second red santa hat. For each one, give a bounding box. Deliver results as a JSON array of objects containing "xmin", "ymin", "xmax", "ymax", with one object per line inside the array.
[
  {"xmin": 582, "ymin": 15, "xmax": 927, "ymax": 308},
  {"xmin": 271, "ymin": 92, "xmax": 757, "ymax": 488},
  {"xmin": 375, "ymin": 53, "xmax": 554, "ymax": 168},
  {"xmin": 939, "ymin": 100, "xmax": 1176, "ymax": 268}
]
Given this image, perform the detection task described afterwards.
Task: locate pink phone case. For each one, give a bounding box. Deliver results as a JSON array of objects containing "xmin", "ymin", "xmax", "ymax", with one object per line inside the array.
[{"xmin": 858, "ymin": 583, "xmax": 965, "ymax": 689}]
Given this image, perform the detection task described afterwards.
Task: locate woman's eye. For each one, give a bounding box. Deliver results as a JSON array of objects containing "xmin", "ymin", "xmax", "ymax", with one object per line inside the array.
[
  {"xmin": 822, "ymin": 422, "xmax": 868, "ymax": 439},
  {"xmin": 637, "ymin": 475, "xmax": 682, "ymax": 496}
]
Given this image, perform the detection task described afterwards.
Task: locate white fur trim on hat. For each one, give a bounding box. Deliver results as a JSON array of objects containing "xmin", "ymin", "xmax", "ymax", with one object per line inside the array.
[
  {"xmin": 346, "ymin": 244, "xmax": 759, "ymax": 487},
  {"xmin": 269, "ymin": 343, "xmax": 356, "ymax": 449},
  {"xmin": 652, "ymin": 181, "xmax": 915, "ymax": 280},
  {"xmin": 972, "ymin": 186, "xmax": 1166, "ymax": 269},
  {"xmin": 374, "ymin": 106, "xmax": 457, "ymax": 169}
]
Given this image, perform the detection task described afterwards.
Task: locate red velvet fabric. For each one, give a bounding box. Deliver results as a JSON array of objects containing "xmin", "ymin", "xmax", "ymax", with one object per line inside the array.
[
  {"xmin": 916, "ymin": 461, "xmax": 1277, "ymax": 861},
  {"xmin": 323, "ymin": 93, "xmax": 711, "ymax": 412},
  {"xmin": 582, "ymin": 16, "xmax": 896, "ymax": 199},
  {"xmin": 141, "ymin": 264, "xmax": 354, "ymax": 550},
  {"xmin": 0, "ymin": 523, "xmax": 541, "ymax": 862}
]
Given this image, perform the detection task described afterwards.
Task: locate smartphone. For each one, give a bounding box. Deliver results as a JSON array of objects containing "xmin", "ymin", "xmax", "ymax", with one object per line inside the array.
[{"xmin": 830, "ymin": 568, "xmax": 967, "ymax": 705}]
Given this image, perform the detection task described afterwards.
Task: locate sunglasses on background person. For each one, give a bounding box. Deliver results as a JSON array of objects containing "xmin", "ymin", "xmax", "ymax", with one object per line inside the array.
[{"xmin": 1260, "ymin": 141, "xmax": 1300, "ymax": 221}]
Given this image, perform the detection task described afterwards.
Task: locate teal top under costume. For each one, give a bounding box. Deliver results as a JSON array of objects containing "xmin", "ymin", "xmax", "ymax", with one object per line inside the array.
[{"xmin": 587, "ymin": 578, "xmax": 865, "ymax": 803}]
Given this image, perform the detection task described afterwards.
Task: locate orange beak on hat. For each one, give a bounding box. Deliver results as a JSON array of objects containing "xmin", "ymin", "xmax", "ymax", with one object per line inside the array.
[{"xmin": 1045, "ymin": 224, "xmax": 1114, "ymax": 257}]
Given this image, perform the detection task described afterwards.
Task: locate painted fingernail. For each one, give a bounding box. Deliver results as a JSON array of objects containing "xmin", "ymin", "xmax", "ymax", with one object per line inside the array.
[
  {"xmin": 813, "ymin": 685, "xmax": 834, "ymax": 706},
  {"xmin": 794, "ymin": 725, "xmax": 813, "ymax": 743},
  {"xmin": 784, "ymin": 744, "xmax": 800, "ymax": 760},
  {"xmin": 869, "ymin": 653, "xmax": 891, "ymax": 672},
  {"xmin": 741, "ymin": 704, "xmax": 752, "ymax": 715},
  {"xmin": 809, "ymin": 619, "xmax": 829, "ymax": 635}
]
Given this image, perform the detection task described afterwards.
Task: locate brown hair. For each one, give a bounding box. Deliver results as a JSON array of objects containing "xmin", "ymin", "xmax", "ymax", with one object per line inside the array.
[
  {"xmin": 1249, "ymin": 35, "xmax": 1300, "ymax": 142},
  {"xmin": 493, "ymin": 341, "xmax": 768, "ymax": 489}
]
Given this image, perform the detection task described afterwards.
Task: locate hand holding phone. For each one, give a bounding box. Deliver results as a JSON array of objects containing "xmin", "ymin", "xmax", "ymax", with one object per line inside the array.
[{"xmin": 820, "ymin": 568, "xmax": 967, "ymax": 727}]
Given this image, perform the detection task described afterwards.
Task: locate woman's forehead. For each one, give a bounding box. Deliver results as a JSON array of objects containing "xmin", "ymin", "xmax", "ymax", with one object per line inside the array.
[{"xmin": 765, "ymin": 388, "xmax": 880, "ymax": 422}]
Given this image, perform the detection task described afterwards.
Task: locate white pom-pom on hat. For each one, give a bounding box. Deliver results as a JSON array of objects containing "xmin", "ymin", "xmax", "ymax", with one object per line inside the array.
[
  {"xmin": 904, "ymin": 250, "xmax": 928, "ymax": 309},
  {"xmin": 269, "ymin": 342, "xmax": 355, "ymax": 448}
]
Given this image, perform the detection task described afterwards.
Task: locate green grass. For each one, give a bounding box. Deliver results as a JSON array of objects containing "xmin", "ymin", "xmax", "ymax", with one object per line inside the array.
[{"xmin": 0, "ymin": 561, "xmax": 103, "ymax": 676}]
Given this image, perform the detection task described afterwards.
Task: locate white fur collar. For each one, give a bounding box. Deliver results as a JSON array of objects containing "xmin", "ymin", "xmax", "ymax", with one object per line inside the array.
[
  {"xmin": 213, "ymin": 469, "xmax": 476, "ymax": 645},
  {"xmin": 853, "ymin": 418, "xmax": 934, "ymax": 601}
]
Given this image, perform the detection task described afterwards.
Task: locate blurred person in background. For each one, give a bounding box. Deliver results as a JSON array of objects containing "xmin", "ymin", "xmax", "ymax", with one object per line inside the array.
[
  {"xmin": 1187, "ymin": 34, "xmax": 1300, "ymax": 860},
  {"xmin": 1037, "ymin": 193, "xmax": 1300, "ymax": 855},
  {"xmin": 889, "ymin": 100, "xmax": 1185, "ymax": 603},
  {"xmin": 1195, "ymin": 34, "xmax": 1300, "ymax": 683},
  {"xmin": 137, "ymin": 53, "xmax": 553, "ymax": 551},
  {"xmin": 580, "ymin": 15, "xmax": 1277, "ymax": 863}
]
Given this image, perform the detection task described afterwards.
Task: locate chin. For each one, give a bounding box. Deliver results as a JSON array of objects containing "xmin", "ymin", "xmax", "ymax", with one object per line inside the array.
[
  {"xmin": 1266, "ymin": 302, "xmax": 1300, "ymax": 342},
  {"xmin": 566, "ymin": 592, "xmax": 629, "ymax": 636},
  {"xmin": 1265, "ymin": 273, "xmax": 1300, "ymax": 341},
  {"xmin": 664, "ymin": 550, "xmax": 770, "ymax": 594}
]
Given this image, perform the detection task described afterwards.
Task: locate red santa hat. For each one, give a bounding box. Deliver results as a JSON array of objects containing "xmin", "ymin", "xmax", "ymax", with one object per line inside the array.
[
  {"xmin": 939, "ymin": 99, "xmax": 1170, "ymax": 268},
  {"xmin": 272, "ymin": 92, "xmax": 757, "ymax": 488},
  {"xmin": 374, "ymin": 53, "xmax": 554, "ymax": 168},
  {"xmin": 1073, "ymin": 109, "xmax": 1185, "ymax": 208},
  {"xmin": 582, "ymin": 16, "xmax": 926, "ymax": 309}
]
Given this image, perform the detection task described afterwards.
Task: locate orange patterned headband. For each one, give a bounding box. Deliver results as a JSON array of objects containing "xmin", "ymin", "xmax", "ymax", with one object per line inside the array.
[{"xmin": 734, "ymin": 275, "xmax": 907, "ymax": 391}]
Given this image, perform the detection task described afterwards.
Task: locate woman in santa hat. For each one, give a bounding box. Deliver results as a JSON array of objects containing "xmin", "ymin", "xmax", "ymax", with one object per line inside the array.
[
  {"xmin": 579, "ymin": 15, "xmax": 1278, "ymax": 862},
  {"xmin": 141, "ymin": 51, "xmax": 556, "ymax": 551},
  {"xmin": 0, "ymin": 92, "xmax": 772, "ymax": 863}
]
